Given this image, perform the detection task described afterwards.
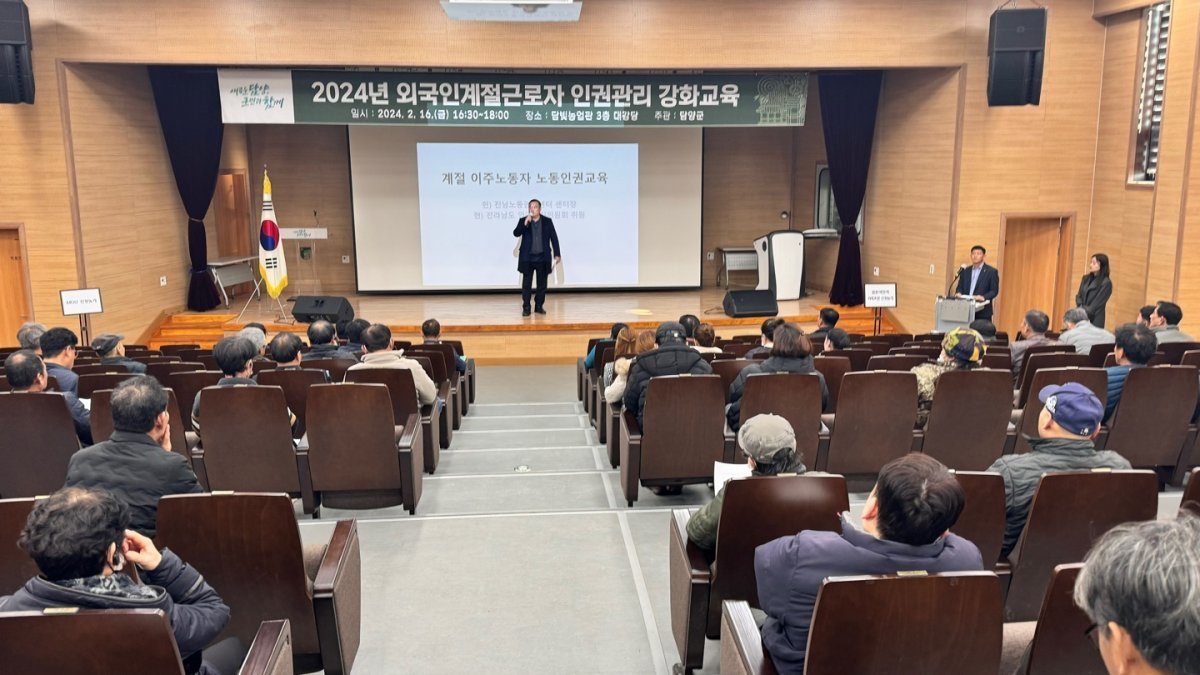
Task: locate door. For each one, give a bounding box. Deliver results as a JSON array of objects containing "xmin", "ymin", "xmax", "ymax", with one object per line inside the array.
[
  {"xmin": 997, "ymin": 215, "xmax": 1074, "ymax": 336},
  {"xmin": 0, "ymin": 228, "xmax": 32, "ymax": 343},
  {"xmin": 213, "ymin": 171, "xmax": 254, "ymax": 296}
]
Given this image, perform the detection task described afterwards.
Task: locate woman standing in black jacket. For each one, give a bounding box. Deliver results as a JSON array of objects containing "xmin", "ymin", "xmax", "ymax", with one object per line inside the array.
[{"xmin": 1075, "ymin": 253, "xmax": 1113, "ymax": 329}]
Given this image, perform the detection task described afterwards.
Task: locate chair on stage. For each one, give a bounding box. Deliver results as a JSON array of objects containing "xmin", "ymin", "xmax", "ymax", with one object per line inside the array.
[
  {"xmin": 345, "ymin": 368, "xmax": 442, "ymax": 473},
  {"xmin": 0, "ymin": 393, "xmax": 80, "ymax": 498}
]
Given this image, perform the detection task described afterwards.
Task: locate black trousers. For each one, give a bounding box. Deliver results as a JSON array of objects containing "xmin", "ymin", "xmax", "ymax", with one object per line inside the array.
[{"xmin": 521, "ymin": 265, "xmax": 549, "ymax": 310}]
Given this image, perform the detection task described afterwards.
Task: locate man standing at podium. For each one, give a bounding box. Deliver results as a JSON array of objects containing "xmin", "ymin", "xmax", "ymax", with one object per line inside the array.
[{"xmin": 956, "ymin": 245, "xmax": 1000, "ymax": 321}]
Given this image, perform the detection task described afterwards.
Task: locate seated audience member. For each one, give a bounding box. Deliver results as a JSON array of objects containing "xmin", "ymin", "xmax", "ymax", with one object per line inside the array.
[
  {"xmin": 987, "ymin": 382, "xmax": 1130, "ymax": 558},
  {"xmin": 1149, "ymin": 300, "xmax": 1194, "ymax": 343},
  {"xmin": 605, "ymin": 328, "xmax": 652, "ymax": 404},
  {"xmin": 622, "ymin": 321, "xmax": 713, "ymax": 427},
  {"xmin": 266, "ymin": 332, "xmax": 330, "ymax": 382},
  {"xmin": 1104, "ymin": 323, "xmax": 1158, "ymax": 422},
  {"xmin": 1059, "ymin": 307, "xmax": 1116, "ymax": 355},
  {"xmin": 4, "ymin": 349, "xmax": 92, "ymax": 444},
  {"xmin": 1009, "ymin": 309, "xmax": 1060, "ymax": 386},
  {"xmin": 687, "ymin": 414, "xmax": 806, "ymax": 551},
  {"xmin": 92, "ymin": 333, "xmax": 147, "ymax": 374},
  {"xmin": 912, "ymin": 327, "xmax": 986, "ymax": 428},
  {"xmin": 244, "ymin": 322, "xmax": 268, "ymax": 339},
  {"xmin": 302, "ymin": 320, "xmax": 354, "ymax": 362},
  {"xmin": 692, "ymin": 323, "xmax": 724, "ymax": 354},
  {"xmin": 334, "ymin": 319, "xmax": 352, "ymax": 344},
  {"xmin": 0, "ymin": 487, "xmax": 240, "ymax": 675},
  {"xmin": 237, "ymin": 326, "xmax": 269, "ymax": 361},
  {"xmin": 969, "ymin": 319, "xmax": 998, "ymax": 341},
  {"xmin": 39, "ymin": 326, "xmax": 81, "ymax": 395},
  {"xmin": 823, "ymin": 327, "xmax": 851, "ymax": 352},
  {"xmin": 807, "ymin": 308, "xmax": 840, "ymax": 344},
  {"xmin": 422, "ymin": 318, "xmax": 467, "ymax": 374},
  {"xmin": 727, "ymin": 323, "xmax": 828, "ymax": 431},
  {"xmin": 746, "ymin": 318, "xmax": 787, "ymax": 359},
  {"xmin": 755, "ymin": 454, "xmax": 982, "ymax": 674},
  {"xmin": 1074, "ymin": 515, "xmax": 1200, "ymax": 675},
  {"xmin": 192, "ymin": 336, "xmax": 296, "ymax": 433},
  {"xmin": 678, "ymin": 314, "xmax": 702, "ymax": 346},
  {"xmin": 64, "ymin": 377, "xmax": 201, "ymax": 538},
  {"xmin": 584, "ymin": 322, "xmax": 628, "ymax": 370},
  {"xmin": 16, "ymin": 321, "xmax": 46, "ymax": 355},
  {"xmin": 1136, "ymin": 305, "xmax": 1154, "ymax": 326},
  {"xmin": 347, "ymin": 323, "xmax": 438, "ymax": 406},
  {"xmin": 338, "ymin": 318, "xmax": 371, "ymax": 358}
]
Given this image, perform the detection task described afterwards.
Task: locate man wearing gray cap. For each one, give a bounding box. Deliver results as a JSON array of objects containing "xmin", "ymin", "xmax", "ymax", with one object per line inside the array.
[
  {"xmin": 93, "ymin": 333, "xmax": 147, "ymax": 374},
  {"xmin": 622, "ymin": 321, "xmax": 713, "ymax": 427},
  {"xmin": 687, "ymin": 414, "xmax": 806, "ymax": 551}
]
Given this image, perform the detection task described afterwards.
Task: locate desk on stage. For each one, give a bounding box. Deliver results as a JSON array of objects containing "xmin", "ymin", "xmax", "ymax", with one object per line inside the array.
[
  {"xmin": 209, "ymin": 256, "xmax": 262, "ymax": 307},
  {"xmin": 717, "ymin": 247, "xmax": 758, "ymax": 288}
]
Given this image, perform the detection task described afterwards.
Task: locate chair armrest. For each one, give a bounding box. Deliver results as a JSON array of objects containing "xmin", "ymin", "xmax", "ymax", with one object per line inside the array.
[
  {"xmin": 723, "ymin": 427, "xmax": 738, "ymax": 464},
  {"xmin": 671, "ymin": 509, "xmax": 711, "ymax": 581},
  {"xmin": 189, "ymin": 446, "xmax": 211, "ymax": 492},
  {"xmin": 911, "ymin": 428, "xmax": 925, "ymax": 453},
  {"xmin": 721, "ymin": 600, "xmax": 774, "ymax": 675},
  {"xmin": 313, "ymin": 519, "xmax": 362, "ymax": 675},
  {"xmin": 294, "ymin": 446, "xmax": 317, "ymax": 516},
  {"xmin": 239, "ymin": 619, "xmax": 292, "ymax": 675},
  {"xmin": 620, "ymin": 409, "xmax": 643, "ymax": 506},
  {"xmin": 398, "ymin": 413, "xmax": 421, "ymax": 450},
  {"xmin": 314, "ymin": 519, "xmax": 359, "ymax": 593},
  {"xmin": 671, "ymin": 508, "xmax": 713, "ymax": 670}
]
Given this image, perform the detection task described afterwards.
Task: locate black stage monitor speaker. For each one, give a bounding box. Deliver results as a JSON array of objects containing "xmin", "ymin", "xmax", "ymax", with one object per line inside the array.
[
  {"xmin": 987, "ymin": 7, "xmax": 1046, "ymax": 107},
  {"xmin": 0, "ymin": 0, "xmax": 34, "ymax": 104},
  {"xmin": 292, "ymin": 295, "xmax": 355, "ymax": 324},
  {"xmin": 723, "ymin": 290, "xmax": 779, "ymax": 318}
]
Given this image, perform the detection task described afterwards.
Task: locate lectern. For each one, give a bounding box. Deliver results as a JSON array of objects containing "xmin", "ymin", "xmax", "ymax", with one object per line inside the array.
[
  {"xmin": 935, "ymin": 297, "xmax": 976, "ymax": 333},
  {"xmin": 753, "ymin": 230, "xmax": 806, "ymax": 301}
]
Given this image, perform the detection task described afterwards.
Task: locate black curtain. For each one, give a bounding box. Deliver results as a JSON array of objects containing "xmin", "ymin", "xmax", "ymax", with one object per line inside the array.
[
  {"xmin": 148, "ymin": 66, "xmax": 224, "ymax": 312},
  {"xmin": 818, "ymin": 71, "xmax": 883, "ymax": 307}
]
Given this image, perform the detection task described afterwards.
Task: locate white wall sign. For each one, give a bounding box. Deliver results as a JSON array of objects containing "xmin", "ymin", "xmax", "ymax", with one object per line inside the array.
[
  {"xmin": 218, "ymin": 69, "xmax": 296, "ymax": 124},
  {"xmin": 864, "ymin": 283, "xmax": 897, "ymax": 308},
  {"xmin": 60, "ymin": 288, "xmax": 104, "ymax": 316},
  {"xmin": 280, "ymin": 228, "xmax": 328, "ymax": 240}
]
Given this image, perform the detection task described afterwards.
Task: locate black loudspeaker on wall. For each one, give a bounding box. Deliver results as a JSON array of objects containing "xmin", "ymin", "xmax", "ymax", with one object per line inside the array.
[
  {"xmin": 987, "ymin": 7, "xmax": 1046, "ymax": 107},
  {"xmin": 723, "ymin": 290, "xmax": 779, "ymax": 318},
  {"xmin": 0, "ymin": 0, "xmax": 34, "ymax": 104},
  {"xmin": 291, "ymin": 296, "xmax": 355, "ymax": 324}
]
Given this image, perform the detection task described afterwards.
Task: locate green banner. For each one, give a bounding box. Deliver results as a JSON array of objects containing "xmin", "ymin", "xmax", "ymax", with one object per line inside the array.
[{"xmin": 287, "ymin": 70, "xmax": 808, "ymax": 127}]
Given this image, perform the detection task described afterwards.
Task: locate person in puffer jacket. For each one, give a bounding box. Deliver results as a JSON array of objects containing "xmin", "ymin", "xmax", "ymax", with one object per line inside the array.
[
  {"xmin": 726, "ymin": 323, "xmax": 828, "ymax": 431},
  {"xmin": 622, "ymin": 321, "xmax": 713, "ymax": 426}
]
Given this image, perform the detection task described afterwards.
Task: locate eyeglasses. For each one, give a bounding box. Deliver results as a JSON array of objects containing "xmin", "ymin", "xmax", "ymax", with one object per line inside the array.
[{"xmin": 1085, "ymin": 623, "xmax": 1102, "ymax": 646}]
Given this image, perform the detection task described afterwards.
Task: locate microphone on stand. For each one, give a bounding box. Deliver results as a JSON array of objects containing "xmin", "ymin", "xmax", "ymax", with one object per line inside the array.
[{"xmin": 946, "ymin": 263, "xmax": 969, "ymax": 297}]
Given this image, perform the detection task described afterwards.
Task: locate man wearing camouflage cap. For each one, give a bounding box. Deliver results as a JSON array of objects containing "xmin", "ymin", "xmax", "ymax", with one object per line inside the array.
[
  {"xmin": 910, "ymin": 326, "xmax": 986, "ymax": 428},
  {"xmin": 686, "ymin": 414, "xmax": 806, "ymax": 551}
]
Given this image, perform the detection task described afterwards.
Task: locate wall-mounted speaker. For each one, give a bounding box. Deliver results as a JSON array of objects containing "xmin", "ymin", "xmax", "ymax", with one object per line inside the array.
[
  {"xmin": 723, "ymin": 290, "xmax": 779, "ymax": 318},
  {"xmin": 987, "ymin": 7, "xmax": 1046, "ymax": 107},
  {"xmin": 0, "ymin": 0, "xmax": 34, "ymax": 104}
]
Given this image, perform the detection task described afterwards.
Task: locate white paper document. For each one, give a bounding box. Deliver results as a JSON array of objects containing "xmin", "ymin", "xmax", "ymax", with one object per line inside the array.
[{"xmin": 713, "ymin": 461, "xmax": 752, "ymax": 492}]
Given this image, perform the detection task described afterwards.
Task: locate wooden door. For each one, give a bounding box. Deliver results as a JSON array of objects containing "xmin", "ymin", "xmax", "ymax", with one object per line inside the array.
[
  {"xmin": 0, "ymin": 229, "xmax": 32, "ymax": 344},
  {"xmin": 997, "ymin": 215, "xmax": 1074, "ymax": 336}
]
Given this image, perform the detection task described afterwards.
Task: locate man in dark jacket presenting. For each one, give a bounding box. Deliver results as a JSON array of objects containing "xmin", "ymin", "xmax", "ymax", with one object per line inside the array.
[
  {"xmin": 623, "ymin": 322, "xmax": 713, "ymax": 427},
  {"xmin": 513, "ymin": 198, "xmax": 561, "ymax": 316}
]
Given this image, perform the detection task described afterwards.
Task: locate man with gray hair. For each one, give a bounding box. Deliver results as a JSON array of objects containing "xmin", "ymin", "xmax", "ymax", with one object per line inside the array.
[
  {"xmin": 1058, "ymin": 307, "xmax": 1115, "ymax": 355},
  {"xmin": 237, "ymin": 326, "xmax": 268, "ymax": 360},
  {"xmin": 16, "ymin": 322, "xmax": 46, "ymax": 354},
  {"xmin": 1074, "ymin": 515, "xmax": 1200, "ymax": 675}
]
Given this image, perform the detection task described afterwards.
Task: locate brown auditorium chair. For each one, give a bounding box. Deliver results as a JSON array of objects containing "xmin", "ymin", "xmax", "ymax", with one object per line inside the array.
[
  {"xmin": 950, "ymin": 471, "xmax": 1005, "ymax": 567},
  {"xmin": 197, "ymin": 355, "xmax": 219, "ymax": 370},
  {"xmin": 419, "ymin": 341, "xmax": 469, "ymax": 417},
  {"xmin": 982, "ymin": 352, "xmax": 1013, "ymax": 371},
  {"xmin": 733, "ymin": 334, "xmax": 761, "ymax": 343},
  {"xmin": 193, "ymin": 386, "xmax": 312, "ymax": 512},
  {"xmin": 1014, "ymin": 344, "xmax": 1073, "ymax": 383},
  {"xmin": 1180, "ymin": 467, "xmax": 1200, "ymax": 516},
  {"xmin": 1101, "ymin": 366, "xmax": 1198, "ymax": 479},
  {"xmin": 620, "ymin": 375, "xmax": 733, "ymax": 506},
  {"xmin": 89, "ymin": 388, "xmax": 200, "ymax": 464},
  {"xmin": 749, "ymin": 351, "xmax": 770, "ymax": 361},
  {"xmin": 735, "ymin": 373, "xmax": 822, "ymax": 465},
  {"xmin": 145, "ymin": 361, "xmax": 205, "ymax": 381},
  {"xmin": 994, "ymin": 331, "xmax": 1011, "ymax": 343},
  {"xmin": 872, "ymin": 333, "xmax": 914, "ymax": 349},
  {"xmin": 0, "ymin": 609, "xmax": 294, "ymax": 675},
  {"xmin": 1181, "ymin": 350, "xmax": 1200, "ymax": 368},
  {"xmin": 813, "ymin": 355, "xmax": 850, "ymax": 413},
  {"xmin": 593, "ymin": 346, "xmax": 616, "ymax": 442},
  {"xmin": 409, "ymin": 355, "xmax": 453, "ymax": 450},
  {"xmin": 251, "ymin": 359, "xmax": 275, "ymax": 375},
  {"xmin": 846, "ymin": 332, "xmax": 866, "ymax": 343},
  {"xmin": 407, "ymin": 347, "xmax": 462, "ymax": 431},
  {"xmin": 76, "ymin": 372, "xmax": 140, "ymax": 398},
  {"xmin": 711, "ymin": 359, "xmax": 756, "ymax": 402},
  {"xmin": 700, "ymin": 352, "xmax": 718, "ymax": 363},
  {"xmin": 1102, "ymin": 351, "xmax": 1168, "ymax": 367},
  {"xmin": 579, "ymin": 337, "xmax": 603, "ymax": 401},
  {"xmin": 671, "ymin": 475, "xmax": 848, "ymax": 673},
  {"xmin": 1157, "ymin": 340, "xmax": 1200, "ymax": 365},
  {"xmin": 852, "ymin": 341, "xmax": 891, "ymax": 356},
  {"xmin": 721, "ymin": 342, "xmax": 753, "ymax": 358},
  {"xmin": 0, "ymin": 393, "xmax": 80, "ymax": 498},
  {"xmin": 1011, "ymin": 367, "xmax": 1108, "ymax": 455},
  {"xmin": 606, "ymin": 399, "xmax": 622, "ymax": 468},
  {"xmin": 891, "ymin": 345, "xmax": 940, "ymax": 358},
  {"xmin": 305, "ymin": 383, "xmax": 423, "ymax": 515},
  {"xmin": 865, "ymin": 354, "xmax": 929, "ymax": 371},
  {"xmin": 73, "ymin": 363, "xmax": 123, "ymax": 376},
  {"xmin": 580, "ymin": 338, "xmax": 614, "ymax": 416},
  {"xmin": 178, "ymin": 348, "xmax": 212, "ymax": 362},
  {"xmin": 1086, "ymin": 342, "xmax": 1115, "ymax": 368},
  {"xmin": 917, "ymin": 370, "xmax": 1014, "ymax": 470},
  {"xmin": 821, "ymin": 348, "xmax": 872, "ymax": 372},
  {"xmin": 808, "ymin": 341, "xmax": 824, "ymax": 356},
  {"xmin": 720, "ymin": 600, "xmax": 778, "ymax": 675},
  {"xmin": 440, "ymin": 339, "xmax": 474, "ymax": 404},
  {"xmin": 129, "ymin": 355, "xmax": 184, "ymax": 366},
  {"xmin": 912, "ymin": 332, "xmax": 942, "ymax": 342},
  {"xmin": 1008, "ymin": 564, "xmax": 1106, "ymax": 675},
  {"xmin": 1003, "ymin": 470, "xmax": 1158, "ymax": 622},
  {"xmin": 300, "ymin": 357, "xmax": 354, "ymax": 384},
  {"xmin": 157, "ymin": 493, "xmax": 359, "ymax": 673},
  {"xmin": 1016, "ymin": 352, "xmax": 1091, "ymax": 407},
  {"xmin": 0, "ymin": 497, "xmax": 38, "ymax": 595},
  {"xmin": 256, "ymin": 368, "xmax": 329, "ymax": 440},
  {"xmin": 345, "ymin": 368, "xmax": 442, "ymax": 473},
  {"xmin": 162, "ymin": 370, "xmax": 222, "ymax": 433},
  {"xmin": 819, "ymin": 371, "xmax": 917, "ymax": 477},
  {"xmin": 159, "ymin": 344, "xmax": 200, "ymax": 358}
]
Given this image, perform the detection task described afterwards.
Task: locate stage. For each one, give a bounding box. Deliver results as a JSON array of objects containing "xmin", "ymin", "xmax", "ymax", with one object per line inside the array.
[{"xmin": 151, "ymin": 288, "xmax": 894, "ymax": 364}]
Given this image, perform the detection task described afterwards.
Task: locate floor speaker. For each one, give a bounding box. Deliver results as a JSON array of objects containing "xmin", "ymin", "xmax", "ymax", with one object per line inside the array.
[
  {"xmin": 291, "ymin": 295, "xmax": 355, "ymax": 324},
  {"xmin": 987, "ymin": 7, "xmax": 1046, "ymax": 106},
  {"xmin": 0, "ymin": 0, "xmax": 34, "ymax": 104},
  {"xmin": 723, "ymin": 290, "xmax": 779, "ymax": 318}
]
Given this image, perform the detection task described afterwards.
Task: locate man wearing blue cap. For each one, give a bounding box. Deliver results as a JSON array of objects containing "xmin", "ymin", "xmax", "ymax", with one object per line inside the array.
[{"xmin": 986, "ymin": 382, "xmax": 1131, "ymax": 559}]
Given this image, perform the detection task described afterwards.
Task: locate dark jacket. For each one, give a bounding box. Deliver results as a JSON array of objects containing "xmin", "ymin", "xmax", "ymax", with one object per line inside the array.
[
  {"xmin": 755, "ymin": 515, "xmax": 983, "ymax": 674},
  {"xmin": 986, "ymin": 436, "xmax": 1131, "ymax": 557},
  {"xmin": 100, "ymin": 356, "xmax": 148, "ymax": 374},
  {"xmin": 622, "ymin": 343, "xmax": 713, "ymax": 425},
  {"xmin": 955, "ymin": 263, "xmax": 1000, "ymax": 319},
  {"xmin": 1075, "ymin": 274, "xmax": 1113, "ymax": 329},
  {"xmin": 46, "ymin": 362, "xmax": 79, "ymax": 396},
  {"xmin": 64, "ymin": 431, "xmax": 202, "ymax": 538},
  {"xmin": 513, "ymin": 216, "xmax": 561, "ymax": 273},
  {"xmin": 726, "ymin": 356, "xmax": 828, "ymax": 430},
  {"xmin": 337, "ymin": 343, "xmax": 364, "ymax": 358},
  {"xmin": 0, "ymin": 549, "xmax": 230, "ymax": 671},
  {"xmin": 303, "ymin": 343, "xmax": 355, "ymax": 362}
]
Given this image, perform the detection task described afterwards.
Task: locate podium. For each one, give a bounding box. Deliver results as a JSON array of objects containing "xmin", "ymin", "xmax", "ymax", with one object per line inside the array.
[
  {"xmin": 935, "ymin": 297, "xmax": 976, "ymax": 333},
  {"xmin": 753, "ymin": 230, "xmax": 806, "ymax": 301}
]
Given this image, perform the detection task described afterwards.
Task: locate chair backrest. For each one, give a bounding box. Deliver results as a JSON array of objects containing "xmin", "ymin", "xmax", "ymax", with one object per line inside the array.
[
  {"xmin": 0, "ymin": 393, "xmax": 81, "ymax": 498},
  {"xmin": 1104, "ymin": 366, "xmax": 1199, "ymax": 468},
  {"xmin": 804, "ymin": 573, "xmax": 1002, "ymax": 675},
  {"xmin": 178, "ymin": 348, "xmax": 212, "ymax": 362},
  {"xmin": 197, "ymin": 386, "xmax": 300, "ymax": 492},
  {"xmin": 721, "ymin": 342, "xmax": 753, "ymax": 358},
  {"xmin": 409, "ymin": 355, "xmax": 436, "ymax": 383},
  {"xmin": 1017, "ymin": 353, "xmax": 1092, "ymax": 406},
  {"xmin": 302, "ymin": 357, "xmax": 355, "ymax": 384},
  {"xmin": 144, "ymin": 361, "xmax": 205, "ymax": 381},
  {"xmin": 981, "ymin": 352, "xmax": 1012, "ymax": 371},
  {"xmin": 1182, "ymin": 467, "xmax": 1200, "ymax": 516},
  {"xmin": 854, "ymin": 341, "xmax": 892, "ymax": 357},
  {"xmin": 1022, "ymin": 564, "xmax": 1106, "ymax": 675},
  {"xmin": 949, "ymin": 471, "xmax": 1005, "ymax": 566},
  {"xmin": 913, "ymin": 332, "xmax": 943, "ymax": 342},
  {"xmin": 710, "ymin": 359, "xmax": 756, "ymax": 402},
  {"xmin": 891, "ymin": 345, "xmax": 940, "ymax": 358},
  {"xmin": 1103, "ymin": 351, "xmax": 1168, "ymax": 367},
  {"xmin": 598, "ymin": 346, "xmax": 617, "ymax": 375},
  {"xmin": 1157, "ymin": 341, "xmax": 1200, "ymax": 365},
  {"xmin": 1180, "ymin": 349, "xmax": 1200, "ymax": 367},
  {"xmin": 713, "ymin": 475, "xmax": 849, "ymax": 608},
  {"xmin": 1087, "ymin": 342, "xmax": 1115, "ymax": 368},
  {"xmin": 825, "ymin": 372, "xmax": 917, "ymax": 474},
  {"xmin": 1015, "ymin": 343, "xmax": 1071, "ymax": 377},
  {"xmin": 1015, "ymin": 368, "xmax": 1108, "ymax": 454},
  {"xmin": 255, "ymin": 368, "xmax": 329, "ymax": 439},
  {"xmin": 344, "ymin": 368, "xmax": 421, "ymax": 423},
  {"xmin": 73, "ymin": 363, "xmax": 123, "ymax": 376},
  {"xmin": 443, "ymin": 339, "xmax": 465, "ymax": 357},
  {"xmin": 76, "ymin": 372, "xmax": 140, "ymax": 399},
  {"xmin": 738, "ymin": 373, "xmax": 823, "ymax": 464},
  {"xmin": 874, "ymin": 333, "xmax": 914, "ymax": 348},
  {"xmin": 0, "ymin": 497, "xmax": 38, "ymax": 595},
  {"xmin": 813, "ymin": 356, "xmax": 851, "ymax": 413},
  {"xmin": 823, "ymin": 348, "xmax": 872, "ymax": 372},
  {"xmin": 305, "ymin": 383, "xmax": 408, "ymax": 493},
  {"xmin": 418, "ymin": 343, "xmax": 461, "ymax": 385},
  {"xmin": 89, "ymin": 388, "xmax": 192, "ymax": 460},
  {"xmin": 161, "ymin": 370, "xmax": 223, "ymax": 432},
  {"xmin": 159, "ymin": 344, "xmax": 200, "ymax": 357},
  {"xmin": 640, "ymin": 375, "xmax": 727, "ymax": 480},
  {"xmin": 406, "ymin": 349, "xmax": 449, "ymax": 386},
  {"xmin": 846, "ymin": 333, "xmax": 866, "ymax": 343},
  {"xmin": 866, "ymin": 354, "xmax": 929, "ymax": 371},
  {"xmin": 587, "ymin": 340, "xmax": 615, "ymax": 376},
  {"xmin": 0, "ymin": 609, "xmax": 185, "ymax": 674},
  {"xmin": 156, "ymin": 493, "xmax": 321, "ymax": 656},
  {"xmin": 922, "ymin": 370, "xmax": 1014, "ymax": 470},
  {"xmin": 128, "ymin": 355, "xmax": 183, "ymax": 366},
  {"xmin": 1006, "ymin": 470, "xmax": 1158, "ymax": 621}
]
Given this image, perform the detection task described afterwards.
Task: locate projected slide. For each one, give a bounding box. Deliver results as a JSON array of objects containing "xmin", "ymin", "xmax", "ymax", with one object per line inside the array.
[{"xmin": 416, "ymin": 143, "xmax": 639, "ymax": 287}]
